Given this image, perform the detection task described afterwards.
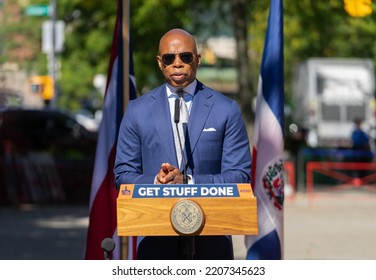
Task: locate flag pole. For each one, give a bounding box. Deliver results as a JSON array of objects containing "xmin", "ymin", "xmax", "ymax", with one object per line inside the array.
[
  {"xmin": 121, "ymin": 0, "xmax": 130, "ymax": 260},
  {"xmin": 122, "ymin": 0, "xmax": 130, "ymax": 111}
]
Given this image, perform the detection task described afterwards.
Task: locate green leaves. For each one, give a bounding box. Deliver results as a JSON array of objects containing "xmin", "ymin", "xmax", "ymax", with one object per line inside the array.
[{"xmin": 2, "ymin": 0, "xmax": 375, "ymax": 114}]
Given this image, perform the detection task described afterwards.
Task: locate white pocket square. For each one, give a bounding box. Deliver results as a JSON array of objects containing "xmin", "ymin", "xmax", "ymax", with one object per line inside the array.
[{"xmin": 203, "ymin": 127, "xmax": 216, "ymax": 132}]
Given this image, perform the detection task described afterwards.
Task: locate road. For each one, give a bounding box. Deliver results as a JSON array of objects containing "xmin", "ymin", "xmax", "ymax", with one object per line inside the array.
[{"xmin": 1, "ymin": 190, "xmax": 376, "ymax": 260}]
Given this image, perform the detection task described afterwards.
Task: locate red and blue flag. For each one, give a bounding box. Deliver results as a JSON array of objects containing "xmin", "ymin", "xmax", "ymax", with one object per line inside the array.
[
  {"xmin": 84, "ymin": 0, "xmax": 137, "ymax": 260},
  {"xmin": 245, "ymin": 0, "xmax": 284, "ymax": 260}
]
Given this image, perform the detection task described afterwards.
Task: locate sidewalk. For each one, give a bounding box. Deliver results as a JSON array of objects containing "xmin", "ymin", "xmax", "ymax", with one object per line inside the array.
[
  {"xmin": 1, "ymin": 191, "xmax": 375, "ymax": 260},
  {"xmin": 0, "ymin": 204, "xmax": 89, "ymax": 260},
  {"xmin": 284, "ymin": 191, "xmax": 376, "ymax": 259}
]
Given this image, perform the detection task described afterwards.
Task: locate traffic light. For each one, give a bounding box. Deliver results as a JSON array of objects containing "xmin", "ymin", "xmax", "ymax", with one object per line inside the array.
[
  {"xmin": 344, "ymin": 0, "xmax": 373, "ymax": 17},
  {"xmin": 30, "ymin": 76, "xmax": 54, "ymax": 101}
]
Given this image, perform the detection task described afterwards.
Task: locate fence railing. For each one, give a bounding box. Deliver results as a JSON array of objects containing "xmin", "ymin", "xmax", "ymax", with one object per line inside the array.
[{"xmin": 306, "ymin": 161, "xmax": 376, "ymax": 198}]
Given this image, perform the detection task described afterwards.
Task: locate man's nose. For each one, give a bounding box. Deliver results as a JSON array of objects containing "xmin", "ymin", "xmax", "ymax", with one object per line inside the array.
[{"xmin": 173, "ymin": 55, "xmax": 184, "ymax": 67}]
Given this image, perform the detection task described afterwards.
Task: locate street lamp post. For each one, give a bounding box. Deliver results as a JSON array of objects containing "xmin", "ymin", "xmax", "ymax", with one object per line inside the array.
[{"xmin": 50, "ymin": 0, "xmax": 57, "ymax": 108}]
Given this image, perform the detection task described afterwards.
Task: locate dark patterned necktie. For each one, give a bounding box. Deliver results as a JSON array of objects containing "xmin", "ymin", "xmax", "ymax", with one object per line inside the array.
[{"xmin": 173, "ymin": 89, "xmax": 189, "ymax": 168}]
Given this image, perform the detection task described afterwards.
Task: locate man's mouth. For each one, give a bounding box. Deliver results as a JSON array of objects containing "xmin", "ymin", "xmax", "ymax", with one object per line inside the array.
[{"xmin": 171, "ymin": 73, "xmax": 186, "ymax": 80}]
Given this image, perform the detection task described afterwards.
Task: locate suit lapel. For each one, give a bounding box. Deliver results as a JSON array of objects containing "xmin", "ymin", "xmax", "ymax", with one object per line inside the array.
[
  {"xmin": 187, "ymin": 83, "xmax": 213, "ymax": 157},
  {"xmin": 150, "ymin": 86, "xmax": 177, "ymax": 166},
  {"xmin": 149, "ymin": 82, "xmax": 213, "ymax": 169}
]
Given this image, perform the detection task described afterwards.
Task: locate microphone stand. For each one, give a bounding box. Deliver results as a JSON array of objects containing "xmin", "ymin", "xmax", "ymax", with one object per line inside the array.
[{"xmin": 174, "ymin": 97, "xmax": 194, "ymax": 260}]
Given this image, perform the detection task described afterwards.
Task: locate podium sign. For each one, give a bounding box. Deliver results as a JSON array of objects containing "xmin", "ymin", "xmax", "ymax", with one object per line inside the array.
[{"xmin": 117, "ymin": 184, "xmax": 258, "ymax": 236}]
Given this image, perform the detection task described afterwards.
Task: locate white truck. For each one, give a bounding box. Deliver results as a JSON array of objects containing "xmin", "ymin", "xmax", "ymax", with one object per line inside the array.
[{"xmin": 292, "ymin": 58, "xmax": 375, "ymax": 148}]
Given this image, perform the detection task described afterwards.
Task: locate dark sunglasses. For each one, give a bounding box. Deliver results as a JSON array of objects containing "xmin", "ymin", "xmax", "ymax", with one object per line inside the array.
[{"xmin": 161, "ymin": 52, "xmax": 194, "ymax": 66}]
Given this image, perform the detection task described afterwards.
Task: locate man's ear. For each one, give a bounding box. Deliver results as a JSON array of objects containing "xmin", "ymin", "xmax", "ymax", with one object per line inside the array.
[
  {"xmin": 157, "ymin": 56, "xmax": 163, "ymax": 70},
  {"xmin": 197, "ymin": 53, "xmax": 202, "ymax": 67}
]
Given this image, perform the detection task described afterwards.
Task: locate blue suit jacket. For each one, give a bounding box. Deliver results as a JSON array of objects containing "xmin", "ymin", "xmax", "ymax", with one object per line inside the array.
[
  {"xmin": 114, "ymin": 80, "xmax": 251, "ymax": 187},
  {"xmin": 114, "ymin": 80, "xmax": 251, "ymax": 259}
]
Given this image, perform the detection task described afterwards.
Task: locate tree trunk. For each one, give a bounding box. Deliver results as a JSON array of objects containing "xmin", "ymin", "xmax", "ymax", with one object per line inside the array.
[{"xmin": 231, "ymin": 0, "xmax": 254, "ymax": 123}]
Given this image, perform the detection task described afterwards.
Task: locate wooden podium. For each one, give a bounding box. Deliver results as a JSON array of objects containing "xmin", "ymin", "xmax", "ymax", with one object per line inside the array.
[{"xmin": 117, "ymin": 183, "xmax": 258, "ymax": 236}]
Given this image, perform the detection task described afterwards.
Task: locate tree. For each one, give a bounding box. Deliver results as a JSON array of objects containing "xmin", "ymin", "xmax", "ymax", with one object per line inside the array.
[
  {"xmin": 2, "ymin": 0, "xmax": 375, "ymax": 115},
  {"xmin": 0, "ymin": 0, "xmax": 47, "ymax": 72},
  {"xmin": 231, "ymin": 0, "xmax": 254, "ymax": 122},
  {"xmin": 130, "ymin": 0, "xmax": 189, "ymax": 93},
  {"xmin": 57, "ymin": 0, "xmax": 117, "ymax": 111}
]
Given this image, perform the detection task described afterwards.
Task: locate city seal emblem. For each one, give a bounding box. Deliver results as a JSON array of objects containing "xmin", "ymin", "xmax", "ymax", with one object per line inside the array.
[{"xmin": 170, "ymin": 199, "xmax": 205, "ymax": 235}]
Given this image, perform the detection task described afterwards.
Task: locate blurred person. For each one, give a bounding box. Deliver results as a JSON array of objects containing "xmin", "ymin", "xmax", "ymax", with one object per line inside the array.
[
  {"xmin": 114, "ymin": 28, "xmax": 252, "ymax": 260},
  {"xmin": 351, "ymin": 118, "xmax": 371, "ymax": 151},
  {"xmin": 351, "ymin": 118, "xmax": 373, "ymax": 178}
]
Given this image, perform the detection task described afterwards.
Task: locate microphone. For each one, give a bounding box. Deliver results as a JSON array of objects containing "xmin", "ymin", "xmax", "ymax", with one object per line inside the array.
[
  {"xmin": 180, "ymin": 123, "xmax": 188, "ymax": 184},
  {"xmin": 101, "ymin": 238, "xmax": 115, "ymax": 260},
  {"xmin": 174, "ymin": 98, "xmax": 180, "ymax": 124}
]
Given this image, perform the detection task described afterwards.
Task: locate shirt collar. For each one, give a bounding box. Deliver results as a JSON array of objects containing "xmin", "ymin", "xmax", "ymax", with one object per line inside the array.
[{"xmin": 166, "ymin": 79, "xmax": 197, "ymax": 98}]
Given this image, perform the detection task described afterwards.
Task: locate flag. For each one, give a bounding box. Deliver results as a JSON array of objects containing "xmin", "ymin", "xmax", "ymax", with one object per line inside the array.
[
  {"xmin": 84, "ymin": 0, "xmax": 137, "ymax": 260},
  {"xmin": 245, "ymin": 0, "xmax": 284, "ymax": 260}
]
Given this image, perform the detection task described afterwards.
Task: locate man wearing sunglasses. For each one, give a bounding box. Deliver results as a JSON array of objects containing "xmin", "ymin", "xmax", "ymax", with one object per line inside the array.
[{"xmin": 115, "ymin": 28, "xmax": 251, "ymax": 260}]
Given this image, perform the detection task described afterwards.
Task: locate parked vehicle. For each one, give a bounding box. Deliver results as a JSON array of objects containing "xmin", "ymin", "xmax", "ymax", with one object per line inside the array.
[
  {"xmin": 292, "ymin": 58, "xmax": 375, "ymax": 148},
  {"xmin": 0, "ymin": 108, "xmax": 98, "ymax": 204}
]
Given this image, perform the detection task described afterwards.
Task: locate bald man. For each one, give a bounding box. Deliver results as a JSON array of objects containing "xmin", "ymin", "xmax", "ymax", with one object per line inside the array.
[{"xmin": 114, "ymin": 29, "xmax": 252, "ymax": 260}]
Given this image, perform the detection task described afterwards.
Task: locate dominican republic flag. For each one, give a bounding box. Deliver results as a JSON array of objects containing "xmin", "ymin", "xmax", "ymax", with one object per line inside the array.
[
  {"xmin": 84, "ymin": 0, "xmax": 137, "ymax": 260},
  {"xmin": 245, "ymin": 0, "xmax": 284, "ymax": 260}
]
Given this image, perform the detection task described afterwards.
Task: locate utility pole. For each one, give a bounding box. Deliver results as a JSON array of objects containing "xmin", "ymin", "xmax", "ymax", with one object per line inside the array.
[{"xmin": 49, "ymin": 0, "xmax": 57, "ymax": 108}]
